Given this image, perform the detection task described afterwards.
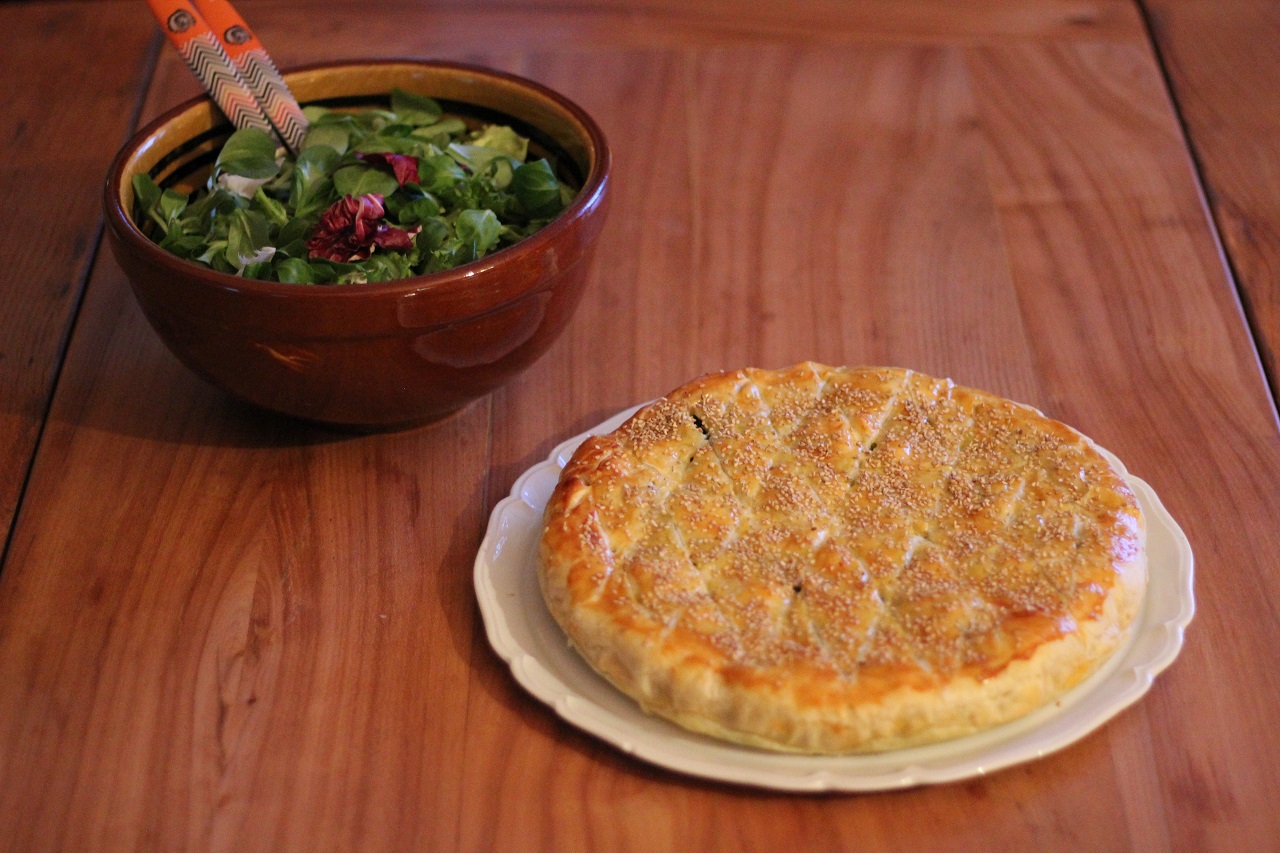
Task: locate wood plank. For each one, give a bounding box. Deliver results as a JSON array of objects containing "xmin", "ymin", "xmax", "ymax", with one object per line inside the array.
[
  {"xmin": 0, "ymin": 1, "xmax": 156, "ymax": 547},
  {"xmin": 470, "ymin": 41, "xmax": 1139, "ymax": 853},
  {"xmin": 480, "ymin": 25, "xmax": 1279, "ymax": 853},
  {"xmin": 0, "ymin": 243, "xmax": 493, "ymax": 852},
  {"xmin": 1143, "ymin": 0, "xmax": 1280, "ymax": 402},
  {"xmin": 209, "ymin": 0, "xmax": 1145, "ymax": 53},
  {"xmin": 968, "ymin": 39, "xmax": 1280, "ymax": 850}
]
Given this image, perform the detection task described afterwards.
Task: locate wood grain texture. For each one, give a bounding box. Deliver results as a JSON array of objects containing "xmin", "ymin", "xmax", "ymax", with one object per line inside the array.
[
  {"xmin": 0, "ymin": 1, "xmax": 1278, "ymax": 851},
  {"xmin": 166, "ymin": 0, "xmax": 1148, "ymax": 62},
  {"xmin": 0, "ymin": 259, "xmax": 492, "ymax": 852},
  {"xmin": 358, "ymin": 0, "xmax": 1148, "ymax": 44},
  {"xmin": 0, "ymin": 1, "xmax": 155, "ymax": 549},
  {"xmin": 1143, "ymin": 0, "xmax": 1280, "ymax": 402},
  {"xmin": 967, "ymin": 39, "xmax": 1280, "ymax": 850}
]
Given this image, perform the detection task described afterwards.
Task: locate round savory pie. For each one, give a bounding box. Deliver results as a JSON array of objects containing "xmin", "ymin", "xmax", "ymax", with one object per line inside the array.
[{"xmin": 537, "ymin": 364, "xmax": 1146, "ymax": 754}]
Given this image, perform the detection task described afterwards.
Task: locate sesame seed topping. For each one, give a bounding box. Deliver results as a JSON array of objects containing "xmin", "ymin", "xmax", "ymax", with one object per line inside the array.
[{"xmin": 550, "ymin": 365, "xmax": 1141, "ymax": 685}]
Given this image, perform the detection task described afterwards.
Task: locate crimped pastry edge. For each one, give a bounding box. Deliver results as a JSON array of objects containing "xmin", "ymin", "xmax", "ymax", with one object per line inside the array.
[{"xmin": 542, "ymin": 545, "xmax": 1144, "ymax": 754}]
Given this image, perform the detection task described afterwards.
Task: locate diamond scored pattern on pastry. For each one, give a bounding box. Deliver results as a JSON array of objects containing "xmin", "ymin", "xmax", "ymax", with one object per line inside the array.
[{"xmin": 652, "ymin": 371, "xmax": 955, "ymax": 667}]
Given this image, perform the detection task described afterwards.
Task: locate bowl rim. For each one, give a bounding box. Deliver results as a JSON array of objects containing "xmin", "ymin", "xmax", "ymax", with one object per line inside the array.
[{"xmin": 104, "ymin": 58, "xmax": 611, "ymax": 303}]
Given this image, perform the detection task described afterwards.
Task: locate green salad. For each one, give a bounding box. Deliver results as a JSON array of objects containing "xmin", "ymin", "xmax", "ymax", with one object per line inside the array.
[{"xmin": 132, "ymin": 88, "xmax": 576, "ymax": 284}]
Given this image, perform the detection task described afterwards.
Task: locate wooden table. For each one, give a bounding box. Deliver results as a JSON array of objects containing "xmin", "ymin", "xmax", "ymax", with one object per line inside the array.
[{"xmin": 2, "ymin": 1, "xmax": 1277, "ymax": 849}]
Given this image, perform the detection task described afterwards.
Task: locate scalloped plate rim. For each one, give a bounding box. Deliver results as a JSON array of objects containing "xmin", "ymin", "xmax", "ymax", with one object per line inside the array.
[{"xmin": 474, "ymin": 402, "xmax": 1194, "ymax": 792}]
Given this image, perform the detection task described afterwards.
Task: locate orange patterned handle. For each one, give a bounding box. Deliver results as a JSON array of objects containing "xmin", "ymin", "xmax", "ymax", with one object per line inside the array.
[
  {"xmin": 144, "ymin": 0, "xmax": 282, "ymax": 145},
  {"xmin": 189, "ymin": 0, "xmax": 309, "ymax": 153}
]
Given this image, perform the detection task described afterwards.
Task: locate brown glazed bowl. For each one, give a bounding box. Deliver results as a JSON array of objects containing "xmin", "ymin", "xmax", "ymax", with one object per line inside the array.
[{"xmin": 105, "ymin": 60, "xmax": 610, "ymax": 428}]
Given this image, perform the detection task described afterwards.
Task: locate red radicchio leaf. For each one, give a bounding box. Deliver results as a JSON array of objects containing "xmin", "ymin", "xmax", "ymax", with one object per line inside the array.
[
  {"xmin": 355, "ymin": 152, "xmax": 420, "ymax": 186},
  {"xmin": 372, "ymin": 224, "xmax": 417, "ymax": 252},
  {"xmin": 306, "ymin": 194, "xmax": 418, "ymax": 262}
]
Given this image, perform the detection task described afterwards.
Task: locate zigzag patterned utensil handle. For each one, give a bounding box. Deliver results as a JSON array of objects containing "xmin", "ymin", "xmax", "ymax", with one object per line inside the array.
[
  {"xmin": 144, "ymin": 0, "xmax": 299, "ymax": 152},
  {"xmin": 190, "ymin": 0, "xmax": 309, "ymax": 153}
]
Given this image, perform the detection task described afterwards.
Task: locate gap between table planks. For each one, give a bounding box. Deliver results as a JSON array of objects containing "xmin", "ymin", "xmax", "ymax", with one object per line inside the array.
[
  {"xmin": 1142, "ymin": 0, "xmax": 1280, "ymax": 408},
  {"xmin": 0, "ymin": 1, "xmax": 158, "ymax": 555}
]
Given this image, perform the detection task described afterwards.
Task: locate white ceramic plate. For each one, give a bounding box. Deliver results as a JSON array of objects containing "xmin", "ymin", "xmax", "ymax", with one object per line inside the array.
[{"xmin": 474, "ymin": 404, "xmax": 1195, "ymax": 791}]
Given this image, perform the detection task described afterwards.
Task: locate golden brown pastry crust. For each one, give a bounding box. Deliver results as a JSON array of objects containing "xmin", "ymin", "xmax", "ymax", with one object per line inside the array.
[{"xmin": 537, "ymin": 364, "xmax": 1146, "ymax": 754}]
